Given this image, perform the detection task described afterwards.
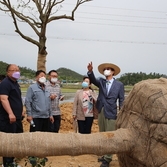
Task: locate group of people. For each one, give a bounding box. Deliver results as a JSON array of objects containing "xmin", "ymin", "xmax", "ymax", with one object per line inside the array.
[
  {"xmin": 25, "ymin": 69, "xmax": 64, "ymax": 133},
  {"xmin": 0, "ymin": 65, "xmax": 64, "ymax": 167},
  {"xmin": 73, "ymin": 62, "xmax": 124, "ymax": 167},
  {"xmin": 0, "ymin": 61, "xmax": 125, "ymax": 167}
]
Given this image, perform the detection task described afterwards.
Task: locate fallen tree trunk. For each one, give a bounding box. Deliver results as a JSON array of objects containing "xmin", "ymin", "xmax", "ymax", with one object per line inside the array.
[{"xmin": 0, "ymin": 128, "xmax": 133, "ymax": 158}]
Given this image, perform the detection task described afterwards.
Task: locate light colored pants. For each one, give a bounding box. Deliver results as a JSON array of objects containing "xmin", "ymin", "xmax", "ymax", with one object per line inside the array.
[{"xmin": 98, "ymin": 108, "xmax": 116, "ymax": 163}]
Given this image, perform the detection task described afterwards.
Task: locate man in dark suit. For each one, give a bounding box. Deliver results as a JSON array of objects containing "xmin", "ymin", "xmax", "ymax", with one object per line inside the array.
[{"xmin": 87, "ymin": 62, "xmax": 124, "ymax": 167}]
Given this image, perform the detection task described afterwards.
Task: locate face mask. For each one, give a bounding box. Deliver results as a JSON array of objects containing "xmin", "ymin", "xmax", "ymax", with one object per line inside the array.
[
  {"xmin": 51, "ymin": 78, "xmax": 58, "ymax": 83},
  {"xmin": 12, "ymin": 72, "xmax": 20, "ymax": 79},
  {"xmin": 103, "ymin": 70, "xmax": 111, "ymax": 76},
  {"xmin": 82, "ymin": 81, "xmax": 89, "ymax": 88},
  {"xmin": 39, "ymin": 77, "xmax": 46, "ymax": 84}
]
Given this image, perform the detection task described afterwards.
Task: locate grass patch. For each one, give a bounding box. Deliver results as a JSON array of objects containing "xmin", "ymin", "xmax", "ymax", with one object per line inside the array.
[
  {"xmin": 20, "ymin": 84, "xmax": 133, "ymax": 94},
  {"xmin": 61, "ymin": 88, "xmax": 78, "ymax": 93}
]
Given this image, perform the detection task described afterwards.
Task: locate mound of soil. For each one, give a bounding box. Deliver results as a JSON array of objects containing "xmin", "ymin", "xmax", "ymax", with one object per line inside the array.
[{"xmin": 22, "ymin": 102, "xmax": 99, "ymax": 133}]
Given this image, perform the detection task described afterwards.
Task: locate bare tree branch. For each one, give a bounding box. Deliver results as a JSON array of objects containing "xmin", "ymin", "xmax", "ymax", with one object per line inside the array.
[
  {"xmin": 0, "ymin": 0, "xmax": 93, "ymax": 70},
  {"xmin": 0, "ymin": 1, "xmax": 9, "ymax": 11},
  {"xmin": 48, "ymin": 0, "xmax": 92, "ymax": 23},
  {"xmin": 72, "ymin": 0, "xmax": 92, "ymax": 19},
  {"xmin": 1, "ymin": 0, "xmax": 41, "ymax": 36},
  {"xmin": 6, "ymin": 0, "xmax": 39, "ymax": 47}
]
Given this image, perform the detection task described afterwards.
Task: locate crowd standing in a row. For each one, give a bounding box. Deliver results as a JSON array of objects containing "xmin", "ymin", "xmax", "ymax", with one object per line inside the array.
[
  {"xmin": 0, "ymin": 62, "xmax": 124, "ymax": 167},
  {"xmin": 0, "ymin": 65, "xmax": 64, "ymax": 167}
]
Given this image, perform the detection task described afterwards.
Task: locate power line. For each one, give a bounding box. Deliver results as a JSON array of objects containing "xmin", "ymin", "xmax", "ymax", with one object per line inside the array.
[
  {"xmin": 0, "ymin": 33, "xmax": 166, "ymax": 45},
  {"xmin": 52, "ymin": 37, "xmax": 167, "ymax": 45},
  {"xmin": 76, "ymin": 16, "xmax": 167, "ymax": 25},
  {"xmin": 1, "ymin": 13, "xmax": 167, "ymax": 29},
  {"xmin": 1, "ymin": 1, "xmax": 166, "ymax": 14},
  {"xmin": 58, "ymin": 20, "xmax": 167, "ymax": 29},
  {"xmin": 73, "ymin": 11, "xmax": 167, "ymax": 20},
  {"xmin": 64, "ymin": 3, "xmax": 167, "ymax": 14},
  {"xmin": 0, "ymin": 10, "xmax": 167, "ymax": 20}
]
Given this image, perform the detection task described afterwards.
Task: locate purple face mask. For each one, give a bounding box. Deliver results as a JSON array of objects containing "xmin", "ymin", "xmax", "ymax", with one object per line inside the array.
[{"xmin": 12, "ymin": 72, "xmax": 20, "ymax": 79}]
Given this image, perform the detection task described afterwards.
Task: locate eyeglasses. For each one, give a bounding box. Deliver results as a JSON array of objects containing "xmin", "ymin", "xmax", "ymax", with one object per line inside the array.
[
  {"xmin": 8, "ymin": 70, "xmax": 20, "ymax": 72},
  {"xmin": 50, "ymin": 75, "xmax": 57, "ymax": 77}
]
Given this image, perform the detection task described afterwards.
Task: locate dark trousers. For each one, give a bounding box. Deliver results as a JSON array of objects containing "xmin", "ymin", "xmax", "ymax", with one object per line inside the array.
[
  {"xmin": 77, "ymin": 117, "xmax": 94, "ymax": 134},
  {"xmin": 49, "ymin": 115, "xmax": 61, "ymax": 133},
  {"xmin": 30, "ymin": 118, "xmax": 50, "ymax": 132},
  {"xmin": 0, "ymin": 119, "xmax": 23, "ymax": 167}
]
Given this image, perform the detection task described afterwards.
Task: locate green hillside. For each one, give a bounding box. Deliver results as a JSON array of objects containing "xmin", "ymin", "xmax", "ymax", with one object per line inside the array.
[
  {"xmin": 1, "ymin": 61, "xmax": 165, "ymax": 85},
  {"xmin": 57, "ymin": 67, "xmax": 83, "ymax": 82},
  {"xmin": 0, "ymin": 61, "xmax": 83, "ymax": 81},
  {"xmin": 0, "ymin": 61, "xmax": 36, "ymax": 78}
]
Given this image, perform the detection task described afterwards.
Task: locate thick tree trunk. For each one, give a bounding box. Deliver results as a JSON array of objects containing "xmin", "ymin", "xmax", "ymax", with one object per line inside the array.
[
  {"xmin": 116, "ymin": 78, "xmax": 167, "ymax": 167},
  {"xmin": 0, "ymin": 129, "xmax": 133, "ymax": 158},
  {"xmin": 37, "ymin": 53, "xmax": 47, "ymax": 72},
  {"xmin": 37, "ymin": 37, "xmax": 47, "ymax": 72}
]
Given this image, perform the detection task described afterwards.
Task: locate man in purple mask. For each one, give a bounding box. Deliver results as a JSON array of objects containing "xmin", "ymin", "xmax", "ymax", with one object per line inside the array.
[{"xmin": 0, "ymin": 64, "xmax": 24, "ymax": 167}]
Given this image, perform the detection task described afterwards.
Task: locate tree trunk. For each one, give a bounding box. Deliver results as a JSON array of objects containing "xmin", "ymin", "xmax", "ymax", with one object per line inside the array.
[
  {"xmin": 37, "ymin": 35, "xmax": 47, "ymax": 72},
  {"xmin": 37, "ymin": 53, "xmax": 47, "ymax": 72},
  {"xmin": 0, "ymin": 129, "xmax": 133, "ymax": 158}
]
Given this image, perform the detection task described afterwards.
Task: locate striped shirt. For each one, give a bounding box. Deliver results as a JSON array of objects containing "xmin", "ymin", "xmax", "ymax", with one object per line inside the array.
[{"xmin": 46, "ymin": 81, "xmax": 62, "ymax": 115}]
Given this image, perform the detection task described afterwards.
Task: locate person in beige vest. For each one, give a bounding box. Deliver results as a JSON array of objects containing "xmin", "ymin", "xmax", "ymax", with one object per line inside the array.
[{"xmin": 72, "ymin": 76, "xmax": 97, "ymax": 134}]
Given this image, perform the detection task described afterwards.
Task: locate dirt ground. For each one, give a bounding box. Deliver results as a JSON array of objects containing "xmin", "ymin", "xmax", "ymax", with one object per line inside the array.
[{"xmin": 0, "ymin": 102, "xmax": 120, "ymax": 167}]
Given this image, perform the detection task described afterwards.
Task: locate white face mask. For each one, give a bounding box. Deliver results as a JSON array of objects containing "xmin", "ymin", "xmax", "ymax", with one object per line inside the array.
[
  {"xmin": 51, "ymin": 77, "xmax": 58, "ymax": 83},
  {"xmin": 103, "ymin": 70, "xmax": 111, "ymax": 76},
  {"xmin": 38, "ymin": 77, "xmax": 46, "ymax": 84}
]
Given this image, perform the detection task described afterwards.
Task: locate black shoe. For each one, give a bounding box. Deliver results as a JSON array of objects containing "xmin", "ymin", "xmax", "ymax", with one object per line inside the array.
[
  {"xmin": 98, "ymin": 156, "xmax": 105, "ymax": 162},
  {"xmin": 100, "ymin": 160, "xmax": 109, "ymax": 167}
]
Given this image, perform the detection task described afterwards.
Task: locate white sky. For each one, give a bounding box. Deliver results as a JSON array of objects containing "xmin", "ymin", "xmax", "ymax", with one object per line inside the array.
[{"xmin": 0, "ymin": 0, "xmax": 167, "ymax": 78}]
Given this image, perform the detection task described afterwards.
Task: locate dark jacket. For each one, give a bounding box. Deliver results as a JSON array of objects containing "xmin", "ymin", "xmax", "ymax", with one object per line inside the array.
[{"xmin": 88, "ymin": 71, "xmax": 124, "ymax": 119}]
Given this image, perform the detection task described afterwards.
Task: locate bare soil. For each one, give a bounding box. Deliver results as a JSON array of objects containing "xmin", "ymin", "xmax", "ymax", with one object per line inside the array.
[{"xmin": 0, "ymin": 102, "xmax": 120, "ymax": 167}]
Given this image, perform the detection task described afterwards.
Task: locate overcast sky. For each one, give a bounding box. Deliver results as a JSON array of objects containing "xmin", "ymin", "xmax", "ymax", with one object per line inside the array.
[{"xmin": 0, "ymin": 0, "xmax": 167, "ymax": 78}]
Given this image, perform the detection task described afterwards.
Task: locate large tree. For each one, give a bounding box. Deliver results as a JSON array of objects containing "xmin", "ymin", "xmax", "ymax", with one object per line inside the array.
[{"xmin": 0, "ymin": 0, "xmax": 92, "ymax": 71}]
